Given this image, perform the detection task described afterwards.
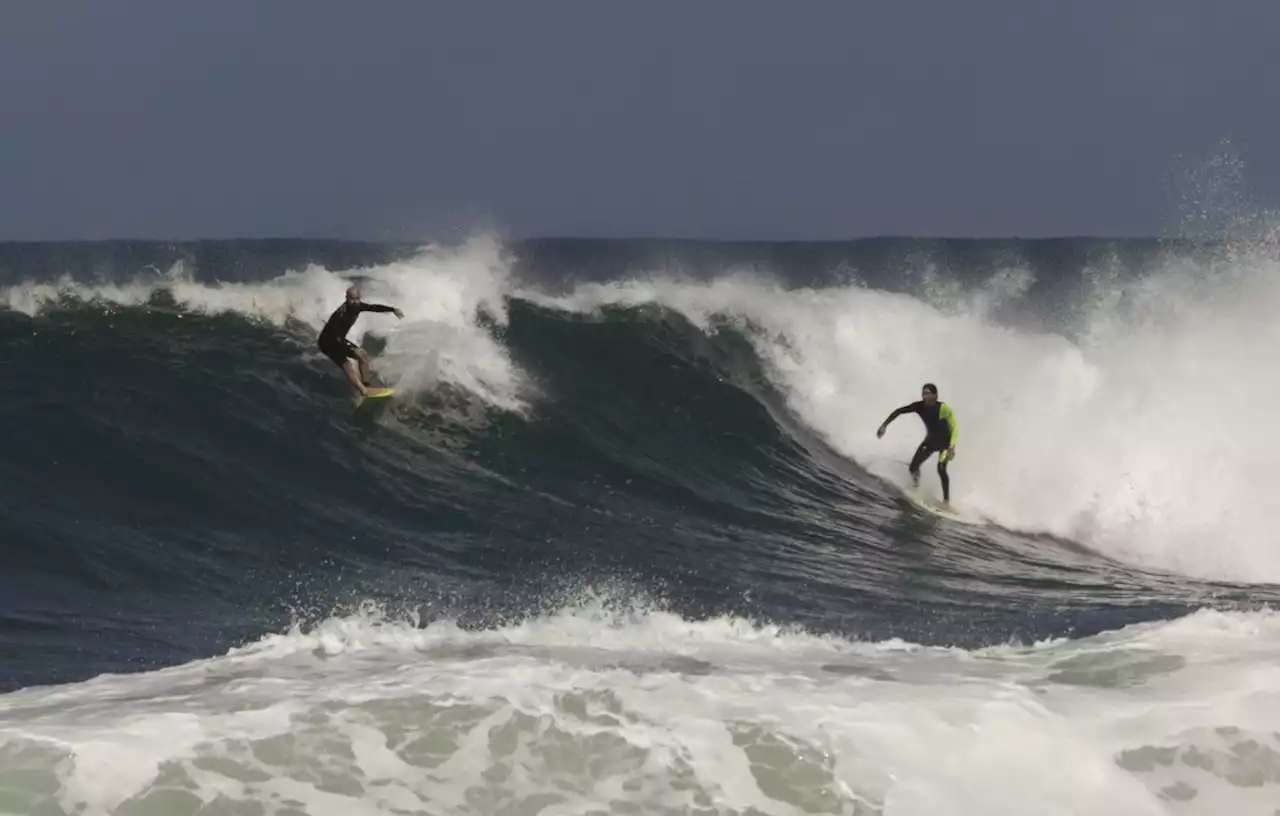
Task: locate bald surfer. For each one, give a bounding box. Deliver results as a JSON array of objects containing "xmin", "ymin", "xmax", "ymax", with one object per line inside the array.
[
  {"xmin": 318, "ymin": 285, "xmax": 403, "ymax": 396},
  {"xmin": 876, "ymin": 382, "xmax": 958, "ymax": 506}
]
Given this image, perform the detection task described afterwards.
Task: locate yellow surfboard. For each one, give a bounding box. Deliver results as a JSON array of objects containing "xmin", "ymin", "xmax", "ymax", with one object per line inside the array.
[{"xmin": 356, "ymin": 387, "xmax": 394, "ymax": 408}]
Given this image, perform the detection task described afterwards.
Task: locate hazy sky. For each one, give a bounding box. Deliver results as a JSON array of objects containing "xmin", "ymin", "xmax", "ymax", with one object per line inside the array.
[{"xmin": 2, "ymin": 2, "xmax": 1278, "ymax": 241}]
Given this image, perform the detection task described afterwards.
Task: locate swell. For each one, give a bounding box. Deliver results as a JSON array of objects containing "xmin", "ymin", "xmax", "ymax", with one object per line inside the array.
[
  {"xmin": 2, "ymin": 239, "xmax": 1276, "ymax": 691},
  {"xmin": 0, "ymin": 296, "xmax": 1250, "ymax": 598}
]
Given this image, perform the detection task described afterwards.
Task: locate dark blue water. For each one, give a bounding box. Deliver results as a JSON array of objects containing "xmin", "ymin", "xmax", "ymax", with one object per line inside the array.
[{"xmin": 0, "ymin": 237, "xmax": 1271, "ymax": 694}]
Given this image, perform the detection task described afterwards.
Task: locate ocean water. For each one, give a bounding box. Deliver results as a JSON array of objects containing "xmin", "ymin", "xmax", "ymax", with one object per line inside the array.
[{"xmin": 1, "ymin": 234, "xmax": 1279, "ymax": 815}]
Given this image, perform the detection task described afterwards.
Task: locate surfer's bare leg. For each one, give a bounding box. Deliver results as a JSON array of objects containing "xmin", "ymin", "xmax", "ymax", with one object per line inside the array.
[
  {"xmin": 343, "ymin": 360, "xmax": 368, "ymax": 396},
  {"xmin": 356, "ymin": 348, "xmax": 372, "ymax": 386}
]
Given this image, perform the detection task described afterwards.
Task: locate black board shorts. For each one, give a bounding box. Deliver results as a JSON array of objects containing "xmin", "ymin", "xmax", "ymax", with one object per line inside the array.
[{"xmin": 318, "ymin": 335, "xmax": 359, "ymax": 368}]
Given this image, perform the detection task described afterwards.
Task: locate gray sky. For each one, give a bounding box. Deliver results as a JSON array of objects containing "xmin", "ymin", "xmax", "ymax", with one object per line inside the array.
[{"xmin": 2, "ymin": 2, "xmax": 1278, "ymax": 241}]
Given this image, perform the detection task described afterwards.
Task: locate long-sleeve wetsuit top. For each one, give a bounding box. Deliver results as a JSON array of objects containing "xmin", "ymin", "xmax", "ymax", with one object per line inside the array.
[
  {"xmin": 319, "ymin": 301, "xmax": 396, "ymax": 343},
  {"xmin": 885, "ymin": 400, "xmax": 958, "ymax": 448}
]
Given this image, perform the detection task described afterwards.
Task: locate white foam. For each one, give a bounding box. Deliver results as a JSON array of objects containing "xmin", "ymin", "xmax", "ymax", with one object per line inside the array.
[
  {"xmin": 0, "ymin": 233, "xmax": 530, "ymax": 412},
  {"xmin": 3, "ymin": 604, "xmax": 1280, "ymax": 815},
  {"xmin": 10, "ymin": 233, "xmax": 1280, "ymax": 582},
  {"xmin": 528, "ymin": 241, "xmax": 1280, "ymax": 583}
]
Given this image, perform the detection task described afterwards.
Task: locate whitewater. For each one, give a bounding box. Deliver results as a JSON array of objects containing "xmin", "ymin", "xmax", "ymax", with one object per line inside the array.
[
  {"xmin": 5, "ymin": 603, "xmax": 1280, "ymax": 815},
  {"xmin": 8, "ymin": 233, "xmax": 1276, "ymax": 582},
  {"xmin": 3, "ymin": 233, "xmax": 1280, "ymax": 815}
]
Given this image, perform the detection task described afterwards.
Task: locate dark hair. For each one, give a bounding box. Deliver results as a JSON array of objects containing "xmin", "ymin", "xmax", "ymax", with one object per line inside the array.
[{"xmin": 922, "ymin": 383, "xmax": 937, "ymax": 395}]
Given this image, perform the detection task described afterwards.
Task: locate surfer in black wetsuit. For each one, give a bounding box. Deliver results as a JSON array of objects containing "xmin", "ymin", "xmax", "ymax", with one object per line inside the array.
[
  {"xmin": 318, "ymin": 285, "xmax": 402, "ymax": 396},
  {"xmin": 876, "ymin": 383, "xmax": 959, "ymax": 506}
]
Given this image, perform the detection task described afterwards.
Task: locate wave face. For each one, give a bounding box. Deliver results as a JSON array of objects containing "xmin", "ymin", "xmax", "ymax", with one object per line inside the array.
[{"xmin": 1, "ymin": 234, "xmax": 1279, "ymax": 814}]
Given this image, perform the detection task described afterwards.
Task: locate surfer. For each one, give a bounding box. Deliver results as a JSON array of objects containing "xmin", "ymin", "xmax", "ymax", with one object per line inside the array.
[
  {"xmin": 876, "ymin": 383, "xmax": 958, "ymax": 506},
  {"xmin": 317, "ymin": 285, "xmax": 403, "ymax": 396}
]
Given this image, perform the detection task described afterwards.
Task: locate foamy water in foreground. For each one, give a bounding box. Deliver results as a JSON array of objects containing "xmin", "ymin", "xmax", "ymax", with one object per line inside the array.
[
  {"xmin": 2, "ymin": 603, "xmax": 1278, "ymax": 816},
  {"xmin": 4, "ymin": 235, "xmax": 1280, "ymax": 814}
]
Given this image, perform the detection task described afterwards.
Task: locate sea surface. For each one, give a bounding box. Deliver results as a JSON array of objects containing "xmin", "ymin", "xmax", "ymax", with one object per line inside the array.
[{"xmin": 2, "ymin": 234, "xmax": 1280, "ymax": 815}]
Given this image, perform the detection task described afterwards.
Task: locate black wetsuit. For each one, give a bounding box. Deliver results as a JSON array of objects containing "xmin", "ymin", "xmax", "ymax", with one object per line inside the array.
[
  {"xmin": 317, "ymin": 301, "xmax": 395, "ymax": 368},
  {"xmin": 883, "ymin": 400, "xmax": 959, "ymax": 501}
]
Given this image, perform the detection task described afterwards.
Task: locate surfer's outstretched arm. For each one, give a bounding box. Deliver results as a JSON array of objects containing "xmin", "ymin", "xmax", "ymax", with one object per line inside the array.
[
  {"xmin": 358, "ymin": 303, "xmax": 404, "ymax": 318},
  {"xmin": 877, "ymin": 402, "xmax": 921, "ymax": 438}
]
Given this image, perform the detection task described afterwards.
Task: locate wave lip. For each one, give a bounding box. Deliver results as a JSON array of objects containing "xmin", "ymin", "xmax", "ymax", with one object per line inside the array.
[{"xmin": 526, "ymin": 238, "xmax": 1280, "ymax": 585}]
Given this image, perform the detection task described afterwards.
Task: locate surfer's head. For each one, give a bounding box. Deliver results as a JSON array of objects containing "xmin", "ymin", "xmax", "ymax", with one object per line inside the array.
[
  {"xmin": 922, "ymin": 383, "xmax": 938, "ymax": 404},
  {"xmin": 345, "ymin": 285, "xmax": 361, "ymax": 303}
]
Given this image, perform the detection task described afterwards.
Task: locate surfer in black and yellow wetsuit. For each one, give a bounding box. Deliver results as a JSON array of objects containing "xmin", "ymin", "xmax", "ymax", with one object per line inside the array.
[
  {"xmin": 318, "ymin": 285, "xmax": 403, "ymax": 397},
  {"xmin": 876, "ymin": 382, "xmax": 959, "ymax": 506}
]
